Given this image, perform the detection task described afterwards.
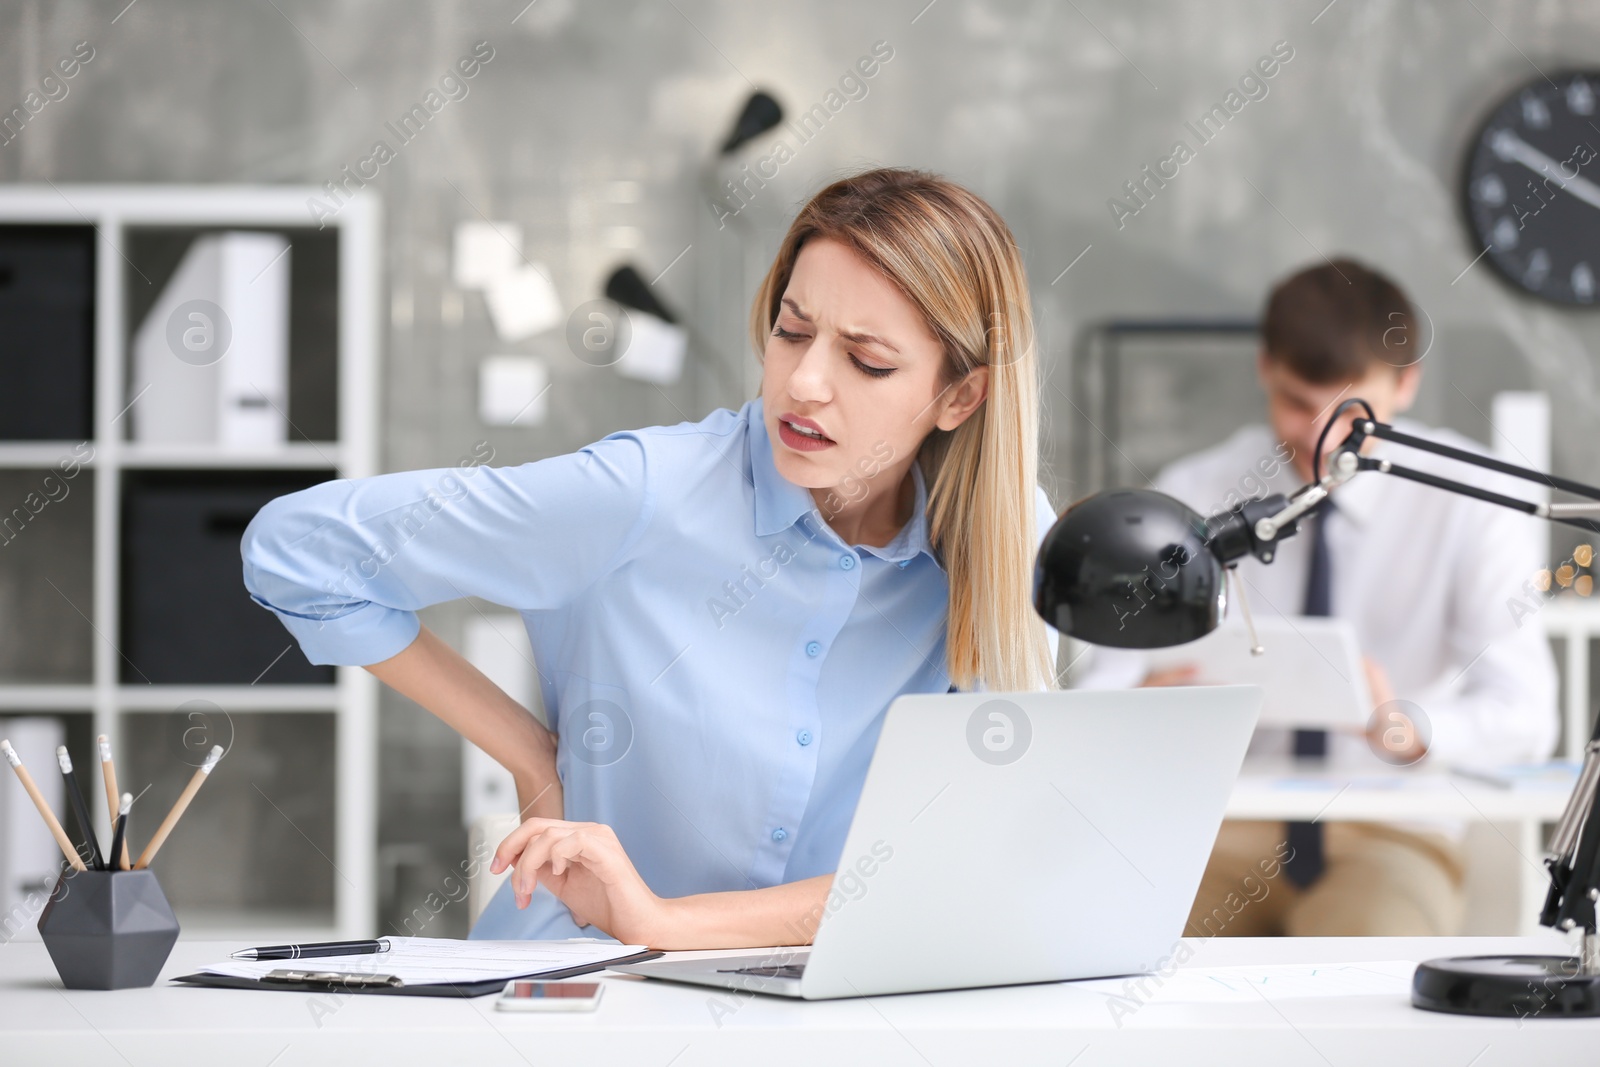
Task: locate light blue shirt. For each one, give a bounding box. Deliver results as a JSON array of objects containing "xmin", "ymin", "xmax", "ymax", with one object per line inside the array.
[{"xmin": 241, "ymin": 397, "xmax": 1057, "ymax": 939}]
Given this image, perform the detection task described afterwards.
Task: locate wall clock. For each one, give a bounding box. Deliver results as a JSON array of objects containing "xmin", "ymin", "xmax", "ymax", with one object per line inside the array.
[{"xmin": 1463, "ymin": 71, "xmax": 1600, "ymax": 306}]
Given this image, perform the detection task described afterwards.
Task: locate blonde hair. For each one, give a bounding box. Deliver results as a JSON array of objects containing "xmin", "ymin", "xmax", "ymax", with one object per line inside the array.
[{"xmin": 750, "ymin": 167, "xmax": 1055, "ymax": 692}]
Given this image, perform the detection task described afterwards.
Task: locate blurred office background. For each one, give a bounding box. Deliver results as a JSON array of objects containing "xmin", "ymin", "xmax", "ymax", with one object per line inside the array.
[{"xmin": 1, "ymin": 0, "xmax": 1599, "ymax": 939}]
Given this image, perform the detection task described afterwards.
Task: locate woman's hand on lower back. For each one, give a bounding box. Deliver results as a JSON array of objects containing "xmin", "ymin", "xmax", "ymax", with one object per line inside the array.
[{"xmin": 364, "ymin": 625, "xmax": 564, "ymax": 820}]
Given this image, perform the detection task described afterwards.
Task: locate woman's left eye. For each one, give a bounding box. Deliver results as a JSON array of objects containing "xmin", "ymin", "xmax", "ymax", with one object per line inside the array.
[{"xmin": 850, "ymin": 355, "xmax": 894, "ymax": 379}]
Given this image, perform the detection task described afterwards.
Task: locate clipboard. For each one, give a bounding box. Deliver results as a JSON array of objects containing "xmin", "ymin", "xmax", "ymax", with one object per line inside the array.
[{"xmin": 170, "ymin": 949, "xmax": 665, "ymax": 998}]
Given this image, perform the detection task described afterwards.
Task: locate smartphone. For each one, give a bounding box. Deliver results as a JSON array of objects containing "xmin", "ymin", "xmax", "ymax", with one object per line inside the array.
[{"xmin": 496, "ymin": 979, "xmax": 604, "ymax": 1011}]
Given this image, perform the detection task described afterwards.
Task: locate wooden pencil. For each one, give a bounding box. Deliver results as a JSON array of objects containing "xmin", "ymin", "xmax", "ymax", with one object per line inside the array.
[
  {"xmin": 2, "ymin": 739, "xmax": 87, "ymax": 872},
  {"xmin": 134, "ymin": 745, "xmax": 223, "ymax": 870},
  {"xmin": 98, "ymin": 735, "xmax": 131, "ymax": 870}
]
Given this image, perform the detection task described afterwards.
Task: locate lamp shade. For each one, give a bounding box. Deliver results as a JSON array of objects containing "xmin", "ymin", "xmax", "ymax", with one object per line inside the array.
[{"xmin": 1033, "ymin": 488, "xmax": 1226, "ymax": 649}]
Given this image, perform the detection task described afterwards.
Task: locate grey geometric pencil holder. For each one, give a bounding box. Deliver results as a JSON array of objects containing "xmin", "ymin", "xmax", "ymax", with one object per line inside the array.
[{"xmin": 37, "ymin": 868, "xmax": 181, "ymax": 989}]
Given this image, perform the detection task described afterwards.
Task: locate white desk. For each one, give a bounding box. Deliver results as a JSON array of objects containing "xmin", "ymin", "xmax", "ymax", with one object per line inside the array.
[
  {"xmin": 1229, "ymin": 759, "xmax": 1572, "ymax": 822},
  {"xmin": 1229, "ymin": 759, "xmax": 1572, "ymax": 935},
  {"xmin": 4, "ymin": 935, "xmax": 1599, "ymax": 1066}
]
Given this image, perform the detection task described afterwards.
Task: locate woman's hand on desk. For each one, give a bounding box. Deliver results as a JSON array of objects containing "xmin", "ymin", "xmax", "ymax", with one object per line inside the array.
[
  {"xmin": 488, "ymin": 818, "xmax": 833, "ymax": 949},
  {"xmin": 491, "ymin": 817, "xmax": 665, "ymax": 944}
]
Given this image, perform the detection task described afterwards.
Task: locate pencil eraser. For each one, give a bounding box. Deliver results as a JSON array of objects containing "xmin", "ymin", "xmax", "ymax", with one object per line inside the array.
[
  {"xmin": 119, "ymin": 792, "xmax": 133, "ymax": 813},
  {"xmin": 200, "ymin": 745, "xmax": 224, "ymax": 773},
  {"xmin": 98, "ymin": 736, "xmax": 112, "ymax": 761},
  {"xmin": 1, "ymin": 740, "xmax": 18, "ymax": 767},
  {"xmin": 56, "ymin": 745, "xmax": 72, "ymax": 772}
]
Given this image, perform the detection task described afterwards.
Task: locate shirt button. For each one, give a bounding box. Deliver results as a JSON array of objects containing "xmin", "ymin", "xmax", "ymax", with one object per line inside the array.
[
  {"xmin": 840, "ymin": 554, "xmax": 856, "ymax": 570},
  {"xmin": 897, "ymin": 560, "xmax": 910, "ymax": 569},
  {"xmin": 771, "ymin": 828, "xmax": 788, "ymax": 843},
  {"xmin": 805, "ymin": 641, "xmax": 821, "ymax": 657},
  {"xmin": 797, "ymin": 729, "xmax": 812, "ymax": 746}
]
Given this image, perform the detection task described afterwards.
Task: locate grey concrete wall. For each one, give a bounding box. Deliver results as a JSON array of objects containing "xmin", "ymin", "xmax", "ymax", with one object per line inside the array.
[{"xmin": 5, "ymin": 0, "xmax": 1598, "ymax": 933}]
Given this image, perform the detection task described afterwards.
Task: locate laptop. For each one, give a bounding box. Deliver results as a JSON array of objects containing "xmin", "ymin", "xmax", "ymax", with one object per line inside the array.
[
  {"xmin": 1146, "ymin": 616, "xmax": 1371, "ymax": 728},
  {"xmin": 609, "ymin": 684, "xmax": 1262, "ymax": 999}
]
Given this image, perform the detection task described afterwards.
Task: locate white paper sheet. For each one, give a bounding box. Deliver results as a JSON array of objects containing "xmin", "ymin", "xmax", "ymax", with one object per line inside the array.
[
  {"xmin": 454, "ymin": 221, "xmax": 524, "ymax": 289},
  {"xmin": 614, "ymin": 310, "xmax": 687, "ymax": 384},
  {"xmin": 199, "ymin": 937, "xmax": 647, "ymax": 986},
  {"xmin": 1145, "ymin": 616, "xmax": 1371, "ymax": 728},
  {"xmin": 484, "ymin": 262, "xmax": 562, "ymax": 341},
  {"xmin": 478, "ymin": 354, "xmax": 550, "ymax": 425}
]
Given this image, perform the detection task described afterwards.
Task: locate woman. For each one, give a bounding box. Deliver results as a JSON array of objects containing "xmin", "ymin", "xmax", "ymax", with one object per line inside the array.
[{"xmin": 241, "ymin": 166, "xmax": 1059, "ymax": 949}]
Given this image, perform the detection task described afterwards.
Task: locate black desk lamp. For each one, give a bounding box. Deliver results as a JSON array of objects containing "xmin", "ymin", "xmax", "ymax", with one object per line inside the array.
[{"xmin": 1033, "ymin": 398, "xmax": 1600, "ymax": 1017}]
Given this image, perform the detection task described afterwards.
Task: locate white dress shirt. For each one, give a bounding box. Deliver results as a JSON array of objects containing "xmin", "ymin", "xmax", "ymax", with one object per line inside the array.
[{"xmin": 1074, "ymin": 421, "xmax": 1559, "ymax": 776}]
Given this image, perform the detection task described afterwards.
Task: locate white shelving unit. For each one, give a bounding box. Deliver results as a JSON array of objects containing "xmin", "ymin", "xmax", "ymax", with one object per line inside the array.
[
  {"xmin": 1542, "ymin": 597, "xmax": 1600, "ymax": 758},
  {"xmin": 0, "ymin": 185, "xmax": 381, "ymax": 939}
]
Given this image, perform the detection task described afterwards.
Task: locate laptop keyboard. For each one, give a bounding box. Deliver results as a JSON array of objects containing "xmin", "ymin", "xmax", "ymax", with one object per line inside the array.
[{"xmin": 716, "ymin": 964, "xmax": 806, "ymax": 979}]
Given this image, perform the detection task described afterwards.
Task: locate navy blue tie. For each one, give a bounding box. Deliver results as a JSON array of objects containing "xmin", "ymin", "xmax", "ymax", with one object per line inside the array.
[{"xmin": 1284, "ymin": 503, "xmax": 1332, "ymax": 889}]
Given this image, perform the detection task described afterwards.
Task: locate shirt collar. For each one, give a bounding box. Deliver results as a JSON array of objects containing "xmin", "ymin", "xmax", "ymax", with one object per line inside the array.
[
  {"xmin": 862, "ymin": 458, "xmax": 936, "ymax": 567},
  {"xmin": 749, "ymin": 396, "xmax": 820, "ymax": 537},
  {"xmin": 747, "ymin": 396, "xmax": 938, "ymax": 568}
]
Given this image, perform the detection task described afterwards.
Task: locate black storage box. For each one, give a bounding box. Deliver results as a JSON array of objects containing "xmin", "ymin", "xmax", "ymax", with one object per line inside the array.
[
  {"xmin": 0, "ymin": 225, "xmax": 96, "ymax": 440},
  {"xmin": 120, "ymin": 470, "xmax": 337, "ymax": 684}
]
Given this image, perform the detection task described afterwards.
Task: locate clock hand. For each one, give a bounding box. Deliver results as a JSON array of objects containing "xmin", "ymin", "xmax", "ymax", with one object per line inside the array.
[{"xmin": 1489, "ymin": 129, "xmax": 1600, "ymax": 213}]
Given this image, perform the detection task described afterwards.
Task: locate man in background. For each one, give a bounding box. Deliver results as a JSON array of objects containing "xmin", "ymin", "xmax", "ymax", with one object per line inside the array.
[{"xmin": 1075, "ymin": 258, "xmax": 1558, "ymax": 936}]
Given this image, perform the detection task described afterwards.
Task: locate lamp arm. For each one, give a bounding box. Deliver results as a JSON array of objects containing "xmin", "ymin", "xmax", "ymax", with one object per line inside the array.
[
  {"xmin": 1248, "ymin": 456, "xmax": 1357, "ymax": 546},
  {"xmin": 1348, "ymin": 455, "xmax": 1600, "ymax": 533},
  {"xmin": 1365, "ymin": 420, "xmax": 1600, "ymax": 504},
  {"xmin": 1196, "ymin": 407, "xmax": 1600, "ymax": 941},
  {"xmin": 1357, "ymin": 420, "xmax": 1600, "ymax": 534},
  {"xmin": 1347, "ymin": 423, "xmax": 1600, "ymax": 944},
  {"xmin": 1202, "ymin": 452, "xmax": 1359, "ymax": 565},
  {"xmin": 1544, "ymin": 732, "xmax": 1600, "ymax": 940},
  {"xmin": 1216, "ymin": 414, "xmax": 1600, "ymax": 560}
]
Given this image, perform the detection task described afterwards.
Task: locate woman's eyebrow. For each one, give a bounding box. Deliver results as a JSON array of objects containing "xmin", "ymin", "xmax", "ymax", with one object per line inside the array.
[
  {"xmin": 840, "ymin": 329, "xmax": 900, "ymax": 355},
  {"xmin": 781, "ymin": 298, "xmax": 900, "ymax": 355}
]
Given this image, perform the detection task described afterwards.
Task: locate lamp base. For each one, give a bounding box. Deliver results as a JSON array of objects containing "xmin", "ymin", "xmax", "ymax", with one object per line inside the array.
[{"xmin": 1412, "ymin": 955, "xmax": 1600, "ymax": 1017}]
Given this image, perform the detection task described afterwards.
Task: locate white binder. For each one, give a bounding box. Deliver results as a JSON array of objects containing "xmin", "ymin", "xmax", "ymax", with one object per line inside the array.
[{"xmin": 130, "ymin": 231, "xmax": 290, "ymax": 447}]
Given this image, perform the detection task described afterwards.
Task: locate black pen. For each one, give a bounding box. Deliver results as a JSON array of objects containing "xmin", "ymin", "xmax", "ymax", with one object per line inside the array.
[
  {"xmin": 231, "ymin": 937, "xmax": 393, "ymax": 961},
  {"xmin": 57, "ymin": 745, "xmax": 105, "ymax": 871}
]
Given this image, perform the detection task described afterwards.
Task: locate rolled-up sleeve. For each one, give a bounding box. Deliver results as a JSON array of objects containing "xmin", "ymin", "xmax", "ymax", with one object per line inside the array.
[{"xmin": 240, "ymin": 432, "xmax": 652, "ymax": 667}]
